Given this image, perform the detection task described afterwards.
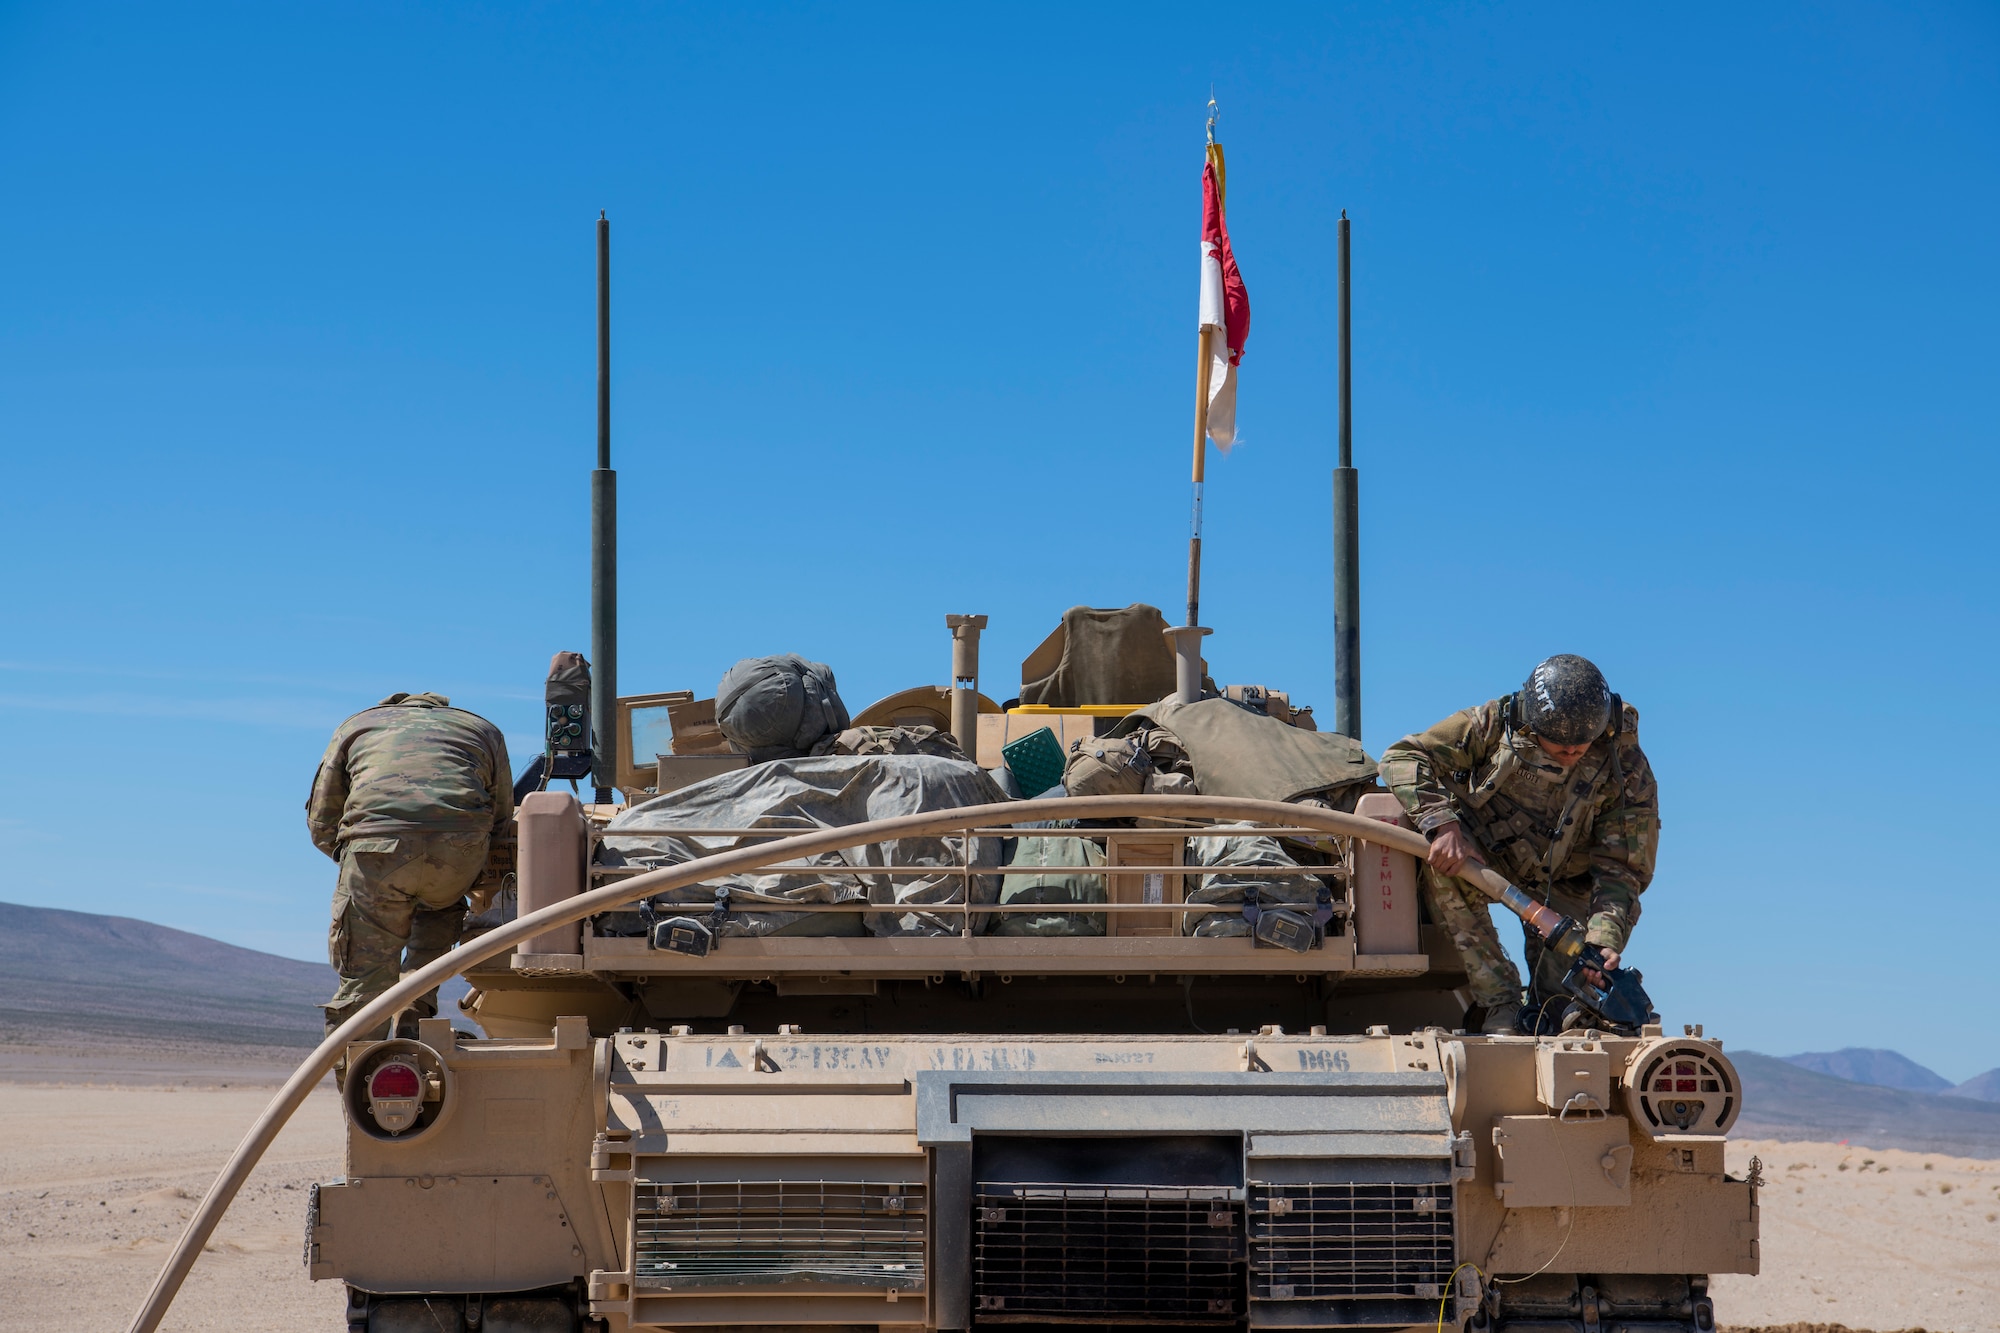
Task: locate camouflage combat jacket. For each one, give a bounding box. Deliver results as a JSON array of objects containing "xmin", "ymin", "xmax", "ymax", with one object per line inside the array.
[
  {"xmin": 1379, "ymin": 698, "xmax": 1658, "ymax": 951},
  {"xmin": 307, "ymin": 693, "xmax": 513, "ymax": 858}
]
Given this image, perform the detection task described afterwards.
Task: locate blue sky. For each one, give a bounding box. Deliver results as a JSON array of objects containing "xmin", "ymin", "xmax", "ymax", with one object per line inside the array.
[{"xmin": 2, "ymin": 3, "xmax": 1994, "ymax": 1078}]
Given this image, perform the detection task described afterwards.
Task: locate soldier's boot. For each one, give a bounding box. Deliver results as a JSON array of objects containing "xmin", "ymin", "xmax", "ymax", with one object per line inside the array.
[{"xmin": 1480, "ymin": 1001, "xmax": 1523, "ymax": 1035}]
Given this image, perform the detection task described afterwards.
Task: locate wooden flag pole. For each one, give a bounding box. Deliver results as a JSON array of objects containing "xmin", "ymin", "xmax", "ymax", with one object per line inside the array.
[
  {"xmin": 1171, "ymin": 97, "xmax": 1221, "ymax": 703},
  {"xmin": 1186, "ymin": 324, "xmax": 1214, "ymax": 627},
  {"xmin": 1170, "ymin": 323, "xmax": 1217, "ymax": 704}
]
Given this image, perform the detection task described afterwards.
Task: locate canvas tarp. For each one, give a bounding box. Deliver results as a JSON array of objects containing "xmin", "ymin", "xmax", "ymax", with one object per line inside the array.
[
  {"xmin": 599, "ymin": 754, "xmax": 1007, "ymax": 937},
  {"xmin": 1018, "ymin": 604, "xmax": 1182, "ymax": 707},
  {"xmin": 1112, "ymin": 697, "xmax": 1378, "ymax": 807}
]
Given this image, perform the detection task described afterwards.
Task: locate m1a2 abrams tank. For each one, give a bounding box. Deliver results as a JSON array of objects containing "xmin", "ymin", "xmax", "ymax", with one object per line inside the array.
[
  {"xmin": 291, "ymin": 222, "xmax": 1757, "ymax": 1333},
  {"xmin": 307, "ymin": 610, "xmax": 1757, "ymax": 1333}
]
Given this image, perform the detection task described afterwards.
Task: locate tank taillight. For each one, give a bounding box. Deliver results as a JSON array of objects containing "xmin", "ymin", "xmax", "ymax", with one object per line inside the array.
[
  {"xmin": 343, "ymin": 1038, "xmax": 459, "ymax": 1143},
  {"xmin": 364, "ymin": 1058, "xmax": 425, "ymax": 1135},
  {"xmin": 369, "ymin": 1062, "xmax": 421, "ymax": 1099}
]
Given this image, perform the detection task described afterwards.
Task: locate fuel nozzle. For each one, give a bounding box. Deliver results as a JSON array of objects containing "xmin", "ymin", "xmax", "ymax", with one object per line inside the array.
[
  {"xmin": 1456, "ymin": 860, "xmax": 1656, "ymax": 1032},
  {"xmin": 1542, "ymin": 913, "xmax": 1589, "ymax": 959}
]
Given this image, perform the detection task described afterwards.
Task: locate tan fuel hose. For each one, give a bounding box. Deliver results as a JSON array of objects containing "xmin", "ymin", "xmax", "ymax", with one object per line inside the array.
[
  {"xmin": 1454, "ymin": 860, "xmax": 1571, "ymax": 940},
  {"xmin": 126, "ymin": 794, "xmax": 1441, "ymax": 1333}
]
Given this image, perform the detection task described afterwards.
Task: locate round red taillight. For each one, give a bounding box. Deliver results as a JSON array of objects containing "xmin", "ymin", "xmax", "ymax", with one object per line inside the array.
[
  {"xmin": 343, "ymin": 1039, "xmax": 454, "ymax": 1143},
  {"xmin": 369, "ymin": 1062, "xmax": 422, "ymax": 1100}
]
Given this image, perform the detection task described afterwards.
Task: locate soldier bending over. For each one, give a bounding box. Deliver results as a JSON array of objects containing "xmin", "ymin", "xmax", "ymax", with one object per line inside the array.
[
  {"xmin": 1379, "ymin": 656, "xmax": 1657, "ymax": 1035},
  {"xmin": 308, "ymin": 692, "xmax": 512, "ymax": 1039}
]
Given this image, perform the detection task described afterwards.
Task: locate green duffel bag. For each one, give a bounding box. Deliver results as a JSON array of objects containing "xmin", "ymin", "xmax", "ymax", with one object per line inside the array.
[{"xmin": 989, "ymin": 835, "xmax": 1107, "ymax": 937}]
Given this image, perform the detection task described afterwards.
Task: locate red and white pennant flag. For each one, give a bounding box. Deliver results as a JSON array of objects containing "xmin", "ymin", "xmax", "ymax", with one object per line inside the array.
[{"xmin": 1200, "ymin": 142, "xmax": 1251, "ymax": 449}]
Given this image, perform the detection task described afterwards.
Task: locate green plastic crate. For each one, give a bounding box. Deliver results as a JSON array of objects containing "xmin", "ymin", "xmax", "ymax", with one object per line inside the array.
[{"xmin": 1001, "ymin": 725, "xmax": 1067, "ymax": 797}]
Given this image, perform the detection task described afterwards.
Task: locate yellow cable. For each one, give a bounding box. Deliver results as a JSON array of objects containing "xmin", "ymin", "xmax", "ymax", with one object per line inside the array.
[{"xmin": 1437, "ymin": 1261, "xmax": 1485, "ymax": 1333}]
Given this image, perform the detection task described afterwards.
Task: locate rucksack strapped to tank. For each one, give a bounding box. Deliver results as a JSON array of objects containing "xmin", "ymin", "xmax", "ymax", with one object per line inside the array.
[{"xmin": 1062, "ymin": 731, "xmax": 1153, "ymax": 797}]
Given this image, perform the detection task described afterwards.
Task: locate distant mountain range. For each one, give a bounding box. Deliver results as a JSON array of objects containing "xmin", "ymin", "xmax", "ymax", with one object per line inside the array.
[
  {"xmin": 1733, "ymin": 1051, "xmax": 2000, "ymax": 1158},
  {"xmin": 0, "ymin": 900, "xmax": 472, "ymax": 1065},
  {"xmin": 0, "ymin": 900, "xmax": 334, "ymax": 1054},
  {"xmin": 1949, "ymin": 1067, "xmax": 2000, "ymax": 1101},
  {"xmin": 1779, "ymin": 1046, "xmax": 1999, "ymax": 1101}
]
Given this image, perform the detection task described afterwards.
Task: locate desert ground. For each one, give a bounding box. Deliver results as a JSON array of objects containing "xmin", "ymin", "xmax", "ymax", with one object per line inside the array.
[
  {"xmin": 0, "ymin": 1074, "xmax": 345, "ymax": 1333},
  {"xmin": 1713, "ymin": 1139, "xmax": 1999, "ymax": 1332},
  {"xmin": 1, "ymin": 1072, "xmax": 1994, "ymax": 1333}
]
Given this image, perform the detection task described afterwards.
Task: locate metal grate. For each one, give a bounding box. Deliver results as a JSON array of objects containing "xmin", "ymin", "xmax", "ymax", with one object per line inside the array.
[
  {"xmin": 633, "ymin": 1180, "xmax": 925, "ymax": 1290},
  {"xmin": 1247, "ymin": 1181, "xmax": 1455, "ymax": 1301},
  {"xmin": 972, "ymin": 1183, "xmax": 1244, "ymax": 1323}
]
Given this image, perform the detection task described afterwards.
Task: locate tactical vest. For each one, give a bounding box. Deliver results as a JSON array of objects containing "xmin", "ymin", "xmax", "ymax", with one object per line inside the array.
[{"xmin": 1446, "ymin": 719, "xmax": 1626, "ymax": 891}]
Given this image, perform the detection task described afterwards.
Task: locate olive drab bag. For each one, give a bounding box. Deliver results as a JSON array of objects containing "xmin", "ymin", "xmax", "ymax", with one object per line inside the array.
[
  {"xmin": 1062, "ymin": 732, "xmax": 1151, "ymax": 797},
  {"xmin": 988, "ymin": 835, "xmax": 1107, "ymax": 937}
]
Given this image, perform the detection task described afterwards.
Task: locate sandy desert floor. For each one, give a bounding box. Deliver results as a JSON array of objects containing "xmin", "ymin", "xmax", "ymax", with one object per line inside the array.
[
  {"xmin": 1, "ymin": 1082, "xmax": 1995, "ymax": 1333},
  {"xmin": 1713, "ymin": 1139, "xmax": 2000, "ymax": 1333},
  {"xmin": 0, "ymin": 1081, "xmax": 345, "ymax": 1332}
]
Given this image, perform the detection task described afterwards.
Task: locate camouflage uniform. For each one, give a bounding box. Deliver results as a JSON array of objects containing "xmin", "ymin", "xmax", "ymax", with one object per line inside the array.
[
  {"xmin": 1379, "ymin": 699, "xmax": 1658, "ymax": 1015},
  {"xmin": 308, "ymin": 693, "xmax": 511, "ymax": 1036}
]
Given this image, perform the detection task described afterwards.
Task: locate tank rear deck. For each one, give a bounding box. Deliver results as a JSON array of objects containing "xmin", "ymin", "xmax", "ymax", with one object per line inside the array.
[{"xmin": 316, "ymin": 1022, "xmax": 1755, "ymax": 1333}]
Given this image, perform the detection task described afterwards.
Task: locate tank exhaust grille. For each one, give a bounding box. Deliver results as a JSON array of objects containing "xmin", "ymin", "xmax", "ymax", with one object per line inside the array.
[
  {"xmin": 1247, "ymin": 1180, "xmax": 1454, "ymax": 1302},
  {"xmin": 633, "ymin": 1180, "xmax": 925, "ymax": 1290},
  {"xmin": 972, "ymin": 1183, "xmax": 1244, "ymax": 1324}
]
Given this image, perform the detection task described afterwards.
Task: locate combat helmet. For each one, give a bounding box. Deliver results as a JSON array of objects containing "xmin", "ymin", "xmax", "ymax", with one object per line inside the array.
[{"xmin": 1515, "ymin": 654, "xmax": 1612, "ymax": 745}]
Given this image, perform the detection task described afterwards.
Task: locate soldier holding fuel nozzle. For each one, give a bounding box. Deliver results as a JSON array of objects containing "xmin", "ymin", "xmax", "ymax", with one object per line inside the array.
[{"xmin": 1379, "ymin": 655, "xmax": 1658, "ymax": 1035}]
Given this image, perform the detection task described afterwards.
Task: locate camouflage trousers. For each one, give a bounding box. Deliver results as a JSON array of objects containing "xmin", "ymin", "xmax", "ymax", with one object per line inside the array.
[
  {"xmin": 323, "ymin": 830, "xmax": 488, "ymax": 1038},
  {"xmin": 1418, "ymin": 866, "xmax": 1592, "ymax": 1015}
]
